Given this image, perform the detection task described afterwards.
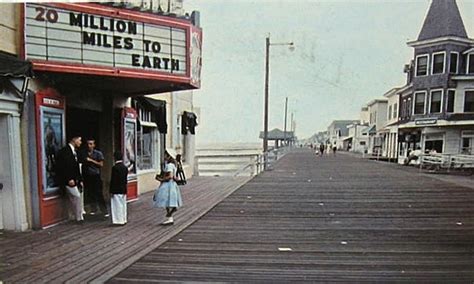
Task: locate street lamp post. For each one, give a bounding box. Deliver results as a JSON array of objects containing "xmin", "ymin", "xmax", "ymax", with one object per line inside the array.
[{"xmin": 263, "ymin": 36, "xmax": 294, "ymax": 170}]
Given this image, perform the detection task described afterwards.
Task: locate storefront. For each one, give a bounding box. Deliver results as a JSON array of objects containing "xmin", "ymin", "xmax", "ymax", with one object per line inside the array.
[{"xmin": 21, "ymin": 3, "xmax": 202, "ymax": 229}]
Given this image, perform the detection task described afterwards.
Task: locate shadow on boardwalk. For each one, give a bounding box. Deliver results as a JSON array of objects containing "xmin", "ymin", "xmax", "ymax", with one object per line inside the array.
[
  {"xmin": 111, "ymin": 149, "xmax": 474, "ymax": 282},
  {"xmin": 0, "ymin": 176, "xmax": 251, "ymax": 283}
]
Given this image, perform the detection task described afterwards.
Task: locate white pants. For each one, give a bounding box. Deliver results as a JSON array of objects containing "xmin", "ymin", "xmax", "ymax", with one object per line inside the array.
[
  {"xmin": 66, "ymin": 185, "xmax": 84, "ymax": 221},
  {"xmin": 111, "ymin": 194, "xmax": 127, "ymax": 224}
]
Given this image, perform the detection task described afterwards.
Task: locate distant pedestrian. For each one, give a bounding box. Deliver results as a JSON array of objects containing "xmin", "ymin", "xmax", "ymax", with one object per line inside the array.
[
  {"xmin": 82, "ymin": 138, "xmax": 108, "ymax": 217},
  {"xmin": 319, "ymin": 144, "xmax": 325, "ymax": 157},
  {"xmin": 175, "ymin": 154, "xmax": 187, "ymax": 185},
  {"xmin": 56, "ymin": 135, "xmax": 84, "ymax": 224},
  {"xmin": 110, "ymin": 151, "xmax": 128, "ymax": 225},
  {"xmin": 153, "ymin": 149, "xmax": 183, "ymax": 225},
  {"xmin": 332, "ymin": 145, "xmax": 337, "ymax": 156}
]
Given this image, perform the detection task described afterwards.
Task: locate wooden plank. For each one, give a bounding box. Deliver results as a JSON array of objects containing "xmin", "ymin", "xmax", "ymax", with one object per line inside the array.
[
  {"xmin": 0, "ymin": 176, "xmax": 251, "ymax": 283},
  {"xmin": 109, "ymin": 149, "xmax": 474, "ymax": 282}
]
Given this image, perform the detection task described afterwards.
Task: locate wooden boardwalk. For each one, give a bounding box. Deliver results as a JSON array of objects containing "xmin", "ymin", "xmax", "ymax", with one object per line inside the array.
[
  {"xmin": 0, "ymin": 176, "xmax": 250, "ymax": 283},
  {"xmin": 110, "ymin": 149, "xmax": 474, "ymax": 282}
]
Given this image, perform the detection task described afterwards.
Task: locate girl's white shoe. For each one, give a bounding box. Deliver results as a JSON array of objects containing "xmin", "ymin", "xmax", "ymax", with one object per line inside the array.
[{"xmin": 162, "ymin": 217, "xmax": 174, "ymax": 225}]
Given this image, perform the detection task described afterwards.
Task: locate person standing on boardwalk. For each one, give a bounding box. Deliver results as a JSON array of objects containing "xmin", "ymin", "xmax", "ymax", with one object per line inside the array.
[
  {"xmin": 175, "ymin": 154, "xmax": 187, "ymax": 185},
  {"xmin": 110, "ymin": 151, "xmax": 129, "ymax": 225},
  {"xmin": 319, "ymin": 144, "xmax": 325, "ymax": 157},
  {"xmin": 56, "ymin": 135, "xmax": 84, "ymax": 224},
  {"xmin": 82, "ymin": 138, "xmax": 108, "ymax": 217},
  {"xmin": 332, "ymin": 144, "xmax": 337, "ymax": 156},
  {"xmin": 153, "ymin": 149, "xmax": 183, "ymax": 225}
]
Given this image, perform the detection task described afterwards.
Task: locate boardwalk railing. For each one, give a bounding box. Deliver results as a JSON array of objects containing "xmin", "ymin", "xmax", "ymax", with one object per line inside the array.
[
  {"xmin": 419, "ymin": 153, "xmax": 474, "ymax": 174},
  {"xmin": 196, "ymin": 146, "xmax": 293, "ymax": 177},
  {"xmin": 252, "ymin": 146, "xmax": 292, "ymax": 175}
]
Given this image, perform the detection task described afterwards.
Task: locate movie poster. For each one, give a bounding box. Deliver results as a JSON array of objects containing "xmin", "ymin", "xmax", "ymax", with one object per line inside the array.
[
  {"xmin": 124, "ymin": 119, "xmax": 137, "ymax": 175},
  {"xmin": 42, "ymin": 110, "xmax": 64, "ymax": 194}
]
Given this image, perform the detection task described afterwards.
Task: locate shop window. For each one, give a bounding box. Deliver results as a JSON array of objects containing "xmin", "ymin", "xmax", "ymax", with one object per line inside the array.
[
  {"xmin": 424, "ymin": 140, "xmax": 443, "ymax": 153},
  {"xmin": 468, "ymin": 54, "xmax": 474, "ymax": 74},
  {"xmin": 446, "ymin": 90, "xmax": 455, "ymax": 113},
  {"xmin": 137, "ymin": 126, "xmax": 155, "ymax": 170},
  {"xmin": 429, "ymin": 90, "xmax": 442, "ymax": 113},
  {"xmin": 464, "ymin": 91, "xmax": 474, "ymax": 112},
  {"xmin": 414, "ymin": 92, "xmax": 426, "ymax": 115},
  {"xmin": 449, "ymin": 52, "xmax": 458, "ymax": 74},
  {"xmin": 431, "ymin": 52, "xmax": 445, "ymax": 74},
  {"xmin": 136, "ymin": 106, "xmax": 158, "ymax": 171},
  {"xmin": 416, "ymin": 55, "xmax": 429, "ymax": 76}
]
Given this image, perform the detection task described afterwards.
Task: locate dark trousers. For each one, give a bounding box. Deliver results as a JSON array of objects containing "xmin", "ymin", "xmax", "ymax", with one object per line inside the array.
[
  {"xmin": 177, "ymin": 169, "xmax": 186, "ymax": 184},
  {"xmin": 84, "ymin": 174, "xmax": 107, "ymax": 213}
]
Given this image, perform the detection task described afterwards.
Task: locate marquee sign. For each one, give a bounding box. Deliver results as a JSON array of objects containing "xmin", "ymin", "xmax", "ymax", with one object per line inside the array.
[{"xmin": 23, "ymin": 3, "xmax": 201, "ymax": 86}]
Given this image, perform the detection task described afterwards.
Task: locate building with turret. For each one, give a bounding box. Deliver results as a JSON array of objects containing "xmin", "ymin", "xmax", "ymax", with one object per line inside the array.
[{"xmin": 396, "ymin": 0, "xmax": 474, "ymax": 162}]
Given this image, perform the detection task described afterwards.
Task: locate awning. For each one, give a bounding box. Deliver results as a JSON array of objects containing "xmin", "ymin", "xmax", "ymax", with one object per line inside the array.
[
  {"xmin": 134, "ymin": 96, "xmax": 167, "ymax": 134},
  {"xmin": 342, "ymin": 136, "xmax": 353, "ymax": 141},
  {"xmin": 0, "ymin": 53, "xmax": 34, "ymax": 78}
]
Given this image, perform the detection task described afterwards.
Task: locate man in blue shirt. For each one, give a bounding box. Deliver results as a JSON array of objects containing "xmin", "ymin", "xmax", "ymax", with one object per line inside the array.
[{"xmin": 82, "ymin": 138, "xmax": 108, "ymax": 217}]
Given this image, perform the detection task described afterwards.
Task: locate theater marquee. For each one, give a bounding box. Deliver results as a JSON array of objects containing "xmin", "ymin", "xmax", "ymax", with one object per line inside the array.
[{"xmin": 23, "ymin": 3, "xmax": 201, "ymax": 86}]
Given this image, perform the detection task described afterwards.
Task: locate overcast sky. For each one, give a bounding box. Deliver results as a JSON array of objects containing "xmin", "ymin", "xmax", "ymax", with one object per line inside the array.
[{"xmin": 184, "ymin": 0, "xmax": 474, "ymax": 145}]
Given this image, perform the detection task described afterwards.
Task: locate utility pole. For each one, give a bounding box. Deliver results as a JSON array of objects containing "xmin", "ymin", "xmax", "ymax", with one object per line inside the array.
[
  {"xmin": 263, "ymin": 36, "xmax": 270, "ymax": 169},
  {"xmin": 290, "ymin": 112, "xmax": 294, "ymax": 146},
  {"xmin": 284, "ymin": 97, "xmax": 288, "ymax": 146},
  {"xmin": 262, "ymin": 36, "xmax": 294, "ymax": 170}
]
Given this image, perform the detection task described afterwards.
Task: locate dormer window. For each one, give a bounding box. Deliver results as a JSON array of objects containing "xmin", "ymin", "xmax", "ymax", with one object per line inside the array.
[
  {"xmin": 449, "ymin": 52, "xmax": 459, "ymax": 74},
  {"xmin": 468, "ymin": 53, "xmax": 474, "ymax": 74},
  {"xmin": 416, "ymin": 55, "xmax": 429, "ymax": 76},
  {"xmin": 431, "ymin": 52, "xmax": 445, "ymax": 75}
]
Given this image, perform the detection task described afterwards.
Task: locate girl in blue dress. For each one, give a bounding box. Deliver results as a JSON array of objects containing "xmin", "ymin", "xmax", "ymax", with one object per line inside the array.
[{"xmin": 153, "ymin": 149, "xmax": 183, "ymax": 225}]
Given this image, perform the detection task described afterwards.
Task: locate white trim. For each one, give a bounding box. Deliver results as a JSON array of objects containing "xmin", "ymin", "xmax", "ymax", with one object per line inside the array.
[
  {"xmin": 462, "ymin": 47, "xmax": 474, "ymax": 55},
  {"xmin": 407, "ymin": 36, "xmax": 474, "ymax": 48},
  {"xmin": 449, "ymin": 51, "xmax": 459, "ymax": 74},
  {"xmin": 446, "ymin": 89, "xmax": 456, "ymax": 113},
  {"xmin": 415, "ymin": 54, "xmax": 429, "ymax": 77},
  {"xmin": 413, "ymin": 91, "xmax": 427, "ymax": 115},
  {"xmin": 452, "ymin": 75, "xmax": 474, "ymax": 81},
  {"xmin": 431, "ymin": 51, "xmax": 446, "ymax": 75},
  {"xmin": 467, "ymin": 53, "xmax": 474, "ymax": 74},
  {"xmin": 429, "ymin": 89, "xmax": 443, "ymax": 114}
]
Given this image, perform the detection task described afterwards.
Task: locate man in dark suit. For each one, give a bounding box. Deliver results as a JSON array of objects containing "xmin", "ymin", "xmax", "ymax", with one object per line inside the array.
[
  {"xmin": 56, "ymin": 135, "xmax": 84, "ymax": 223},
  {"xmin": 110, "ymin": 151, "xmax": 128, "ymax": 225}
]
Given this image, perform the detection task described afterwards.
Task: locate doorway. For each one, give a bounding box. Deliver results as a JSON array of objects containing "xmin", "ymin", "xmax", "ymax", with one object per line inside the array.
[
  {"xmin": 66, "ymin": 107, "xmax": 102, "ymax": 152},
  {"xmin": 0, "ymin": 115, "xmax": 11, "ymax": 230}
]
